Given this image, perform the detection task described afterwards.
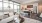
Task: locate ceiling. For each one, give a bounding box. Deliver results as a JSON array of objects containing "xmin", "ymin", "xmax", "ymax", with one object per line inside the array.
[{"xmin": 11, "ymin": 0, "xmax": 41, "ymax": 4}]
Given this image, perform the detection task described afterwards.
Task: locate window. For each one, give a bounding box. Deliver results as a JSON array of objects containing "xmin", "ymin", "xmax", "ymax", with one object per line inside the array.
[
  {"xmin": 14, "ymin": 5, "xmax": 17, "ymax": 12},
  {"xmin": 3, "ymin": 3, "xmax": 8, "ymax": 8},
  {"xmin": 14, "ymin": 5, "xmax": 17, "ymax": 9},
  {"xmin": 0, "ymin": 0, "xmax": 20, "ymax": 13},
  {"xmin": 17, "ymin": 5, "xmax": 20, "ymax": 13},
  {"xmin": 17, "ymin": 5, "xmax": 20, "ymax": 9},
  {"xmin": 10, "ymin": 4, "xmax": 13, "ymax": 9},
  {"xmin": 0, "ymin": 2, "xmax": 2, "ymax": 10},
  {"xmin": 3, "ymin": 3, "xmax": 9, "ymax": 11},
  {"xmin": 14, "ymin": 3, "xmax": 20, "ymax": 13},
  {"xmin": 10, "ymin": 4, "xmax": 13, "ymax": 12},
  {"xmin": 0, "ymin": 1, "xmax": 3, "ymax": 15}
]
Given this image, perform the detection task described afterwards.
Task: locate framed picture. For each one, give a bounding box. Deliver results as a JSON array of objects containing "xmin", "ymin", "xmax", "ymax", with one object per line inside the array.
[{"xmin": 27, "ymin": 5, "xmax": 33, "ymax": 8}]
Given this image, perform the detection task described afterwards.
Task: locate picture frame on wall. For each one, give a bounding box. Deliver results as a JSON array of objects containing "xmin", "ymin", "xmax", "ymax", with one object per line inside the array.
[{"xmin": 27, "ymin": 5, "xmax": 33, "ymax": 8}]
